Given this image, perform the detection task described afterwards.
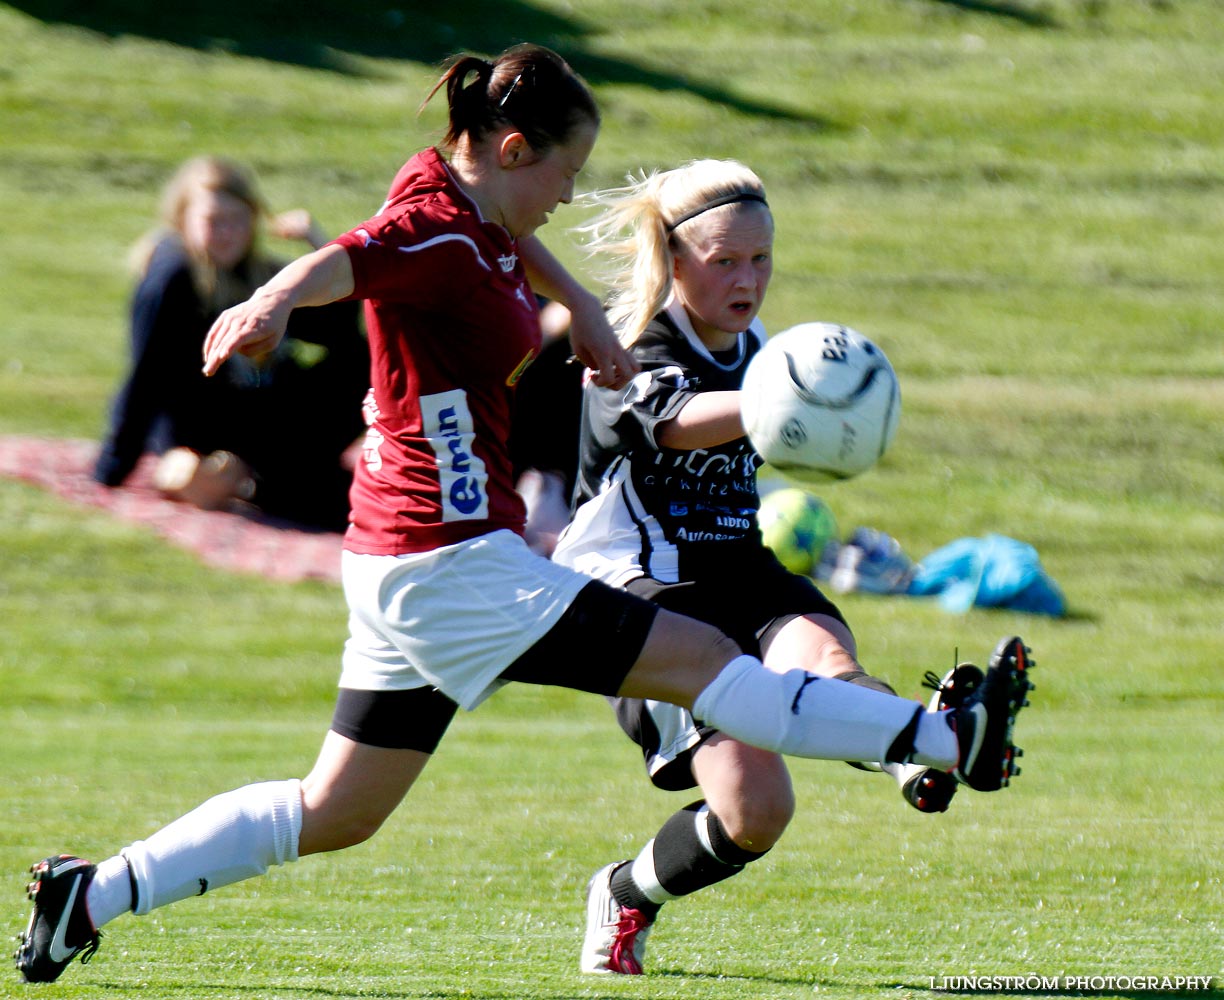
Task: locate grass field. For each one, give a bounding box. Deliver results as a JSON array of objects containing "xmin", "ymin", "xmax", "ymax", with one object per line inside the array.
[{"xmin": 1, "ymin": 1, "xmax": 1222, "ymax": 997}]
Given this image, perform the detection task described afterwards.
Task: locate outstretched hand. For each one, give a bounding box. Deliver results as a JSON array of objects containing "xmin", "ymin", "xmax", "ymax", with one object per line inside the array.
[
  {"xmin": 202, "ymin": 293, "xmax": 290, "ymax": 376},
  {"xmin": 202, "ymin": 245, "xmax": 356, "ymax": 376}
]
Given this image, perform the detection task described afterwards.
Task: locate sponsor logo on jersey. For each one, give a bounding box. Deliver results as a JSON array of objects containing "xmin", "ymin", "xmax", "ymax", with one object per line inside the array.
[
  {"xmin": 420, "ymin": 389, "xmax": 489, "ymax": 521},
  {"xmin": 361, "ymin": 388, "xmax": 380, "ymax": 425},
  {"xmin": 498, "ymin": 252, "xmax": 518, "ymax": 272},
  {"xmin": 505, "ymin": 348, "xmax": 537, "ymax": 387},
  {"xmin": 361, "ymin": 427, "xmax": 385, "ymax": 472}
]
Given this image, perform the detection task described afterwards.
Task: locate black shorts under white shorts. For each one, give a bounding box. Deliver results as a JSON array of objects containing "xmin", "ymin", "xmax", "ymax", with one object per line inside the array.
[
  {"xmin": 330, "ymin": 579, "xmax": 659, "ymax": 752},
  {"xmin": 612, "ymin": 542, "xmax": 847, "ymax": 791}
]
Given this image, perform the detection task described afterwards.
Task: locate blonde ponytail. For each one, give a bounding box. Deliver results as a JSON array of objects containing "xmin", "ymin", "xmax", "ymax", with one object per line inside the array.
[{"xmin": 581, "ymin": 159, "xmax": 769, "ymax": 344}]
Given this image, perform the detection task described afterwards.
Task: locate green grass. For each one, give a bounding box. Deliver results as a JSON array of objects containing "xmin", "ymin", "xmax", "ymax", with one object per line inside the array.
[{"xmin": 1, "ymin": 1, "xmax": 1223, "ymax": 997}]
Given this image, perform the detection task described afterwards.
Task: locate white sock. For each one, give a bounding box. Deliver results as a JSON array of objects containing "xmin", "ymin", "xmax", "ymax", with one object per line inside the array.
[
  {"xmin": 85, "ymin": 855, "xmax": 134, "ymax": 929},
  {"xmin": 860, "ymin": 716, "xmax": 959, "ymax": 774},
  {"xmin": 692, "ymin": 655, "xmax": 924, "ymax": 764},
  {"xmin": 120, "ymin": 779, "xmax": 302, "ymax": 915},
  {"xmin": 911, "ymin": 710, "xmax": 958, "ymax": 770},
  {"xmin": 628, "ymin": 839, "xmax": 678, "ymax": 906}
]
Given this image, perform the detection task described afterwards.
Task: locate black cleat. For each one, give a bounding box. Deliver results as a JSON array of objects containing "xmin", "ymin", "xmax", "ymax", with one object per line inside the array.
[
  {"xmin": 14, "ymin": 855, "xmax": 101, "ymax": 983},
  {"xmin": 900, "ymin": 663, "xmax": 985, "ymax": 812},
  {"xmin": 952, "ymin": 636, "xmax": 1035, "ymax": 791}
]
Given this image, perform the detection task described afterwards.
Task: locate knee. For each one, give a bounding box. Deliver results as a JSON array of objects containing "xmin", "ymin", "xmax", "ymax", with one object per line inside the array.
[
  {"xmin": 301, "ymin": 810, "xmax": 386, "ymax": 855},
  {"xmin": 298, "ymin": 783, "xmax": 391, "ymax": 856},
  {"xmin": 623, "ymin": 611, "xmax": 745, "ymax": 706},
  {"xmin": 683, "ymin": 619, "xmax": 744, "ymax": 680},
  {"xmin": 716, "ymin": 782, "xmax": 795, "ymax": 852},
  {"xmin": 709, "ymin": 630, "xmax": 745, "ymax": 670},
  {"xmin": 332, "ymin": 814, "xmax": 385, "ymax": 851}
]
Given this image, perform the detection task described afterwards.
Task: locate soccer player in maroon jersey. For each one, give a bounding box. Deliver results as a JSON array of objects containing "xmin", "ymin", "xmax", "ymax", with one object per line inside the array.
[{"xmin": 17, "ymin": 44, "xmax": 1031, "ymax": 985}]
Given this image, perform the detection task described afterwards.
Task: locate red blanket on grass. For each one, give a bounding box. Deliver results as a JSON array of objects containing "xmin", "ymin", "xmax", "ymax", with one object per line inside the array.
[{"xmin": 0, "ymin": 435, "xmax": 343, "ymax": 584}]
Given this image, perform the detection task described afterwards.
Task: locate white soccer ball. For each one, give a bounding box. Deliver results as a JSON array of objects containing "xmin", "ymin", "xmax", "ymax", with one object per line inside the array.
[{"xmin": 741, "ymin": 322, "xmax": 901, "ymax": 482}]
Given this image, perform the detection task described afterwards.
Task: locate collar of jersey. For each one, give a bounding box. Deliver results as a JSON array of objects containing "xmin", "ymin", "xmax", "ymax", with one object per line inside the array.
[
  {"xmin": 662, "ymin": 294, "xmax": 765, "ymax": 370},
  {"xmin": 427, "ymin": 149, "xmax": 517, "ymax": 252}
]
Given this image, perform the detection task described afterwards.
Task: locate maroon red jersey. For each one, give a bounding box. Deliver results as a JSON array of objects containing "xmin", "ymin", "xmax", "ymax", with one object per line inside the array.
[{"xmin": 331, "ymin": 148, "xmax": 541, "ymax": 554}]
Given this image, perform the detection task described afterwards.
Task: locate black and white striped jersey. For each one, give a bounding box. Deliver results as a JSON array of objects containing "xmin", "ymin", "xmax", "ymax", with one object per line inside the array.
[{"xmin": 554, "ymin": 302, "xmax": 767, "ymax": 586}]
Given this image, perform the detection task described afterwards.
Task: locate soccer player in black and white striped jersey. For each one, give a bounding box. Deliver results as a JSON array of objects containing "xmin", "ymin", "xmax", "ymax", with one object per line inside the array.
[{"xmin": 552, "ymin": 159, "xmax": 1012, "ymax": 974}]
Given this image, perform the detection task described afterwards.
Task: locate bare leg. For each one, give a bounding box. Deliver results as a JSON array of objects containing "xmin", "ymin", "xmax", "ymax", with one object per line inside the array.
[
  {"xmin": 690, "ymin": 734, "xmax": 794, "ymax": 852},
  {"xmin": 614, "ymin": 607, "xmax": 738, "ymax": 707},
  {"xmin": 582, "ymin": 730, "xmax": 795, "ymax": 975},
  {"xmin": 762, "ymin": 612, "xmax": 860, "ymax": 678},
  {"xmin": 299, "ymin": 730, "xmax": 434, "ymax": 856}
]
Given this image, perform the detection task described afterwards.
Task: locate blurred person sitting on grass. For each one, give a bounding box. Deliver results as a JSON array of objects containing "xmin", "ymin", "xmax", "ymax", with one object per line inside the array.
[{"xmin": 93, "ymin": 155, "xmax": 369, "ymax": 530}]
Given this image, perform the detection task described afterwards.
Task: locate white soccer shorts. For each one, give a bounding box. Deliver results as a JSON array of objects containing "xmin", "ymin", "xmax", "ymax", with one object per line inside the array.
[{"xmin": 339, "ymin": 529, "xmax": 589, "ymax": 710}]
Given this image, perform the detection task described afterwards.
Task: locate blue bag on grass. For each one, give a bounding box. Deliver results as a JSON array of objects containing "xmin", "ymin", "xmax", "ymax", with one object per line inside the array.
[{"xmin": 906, "ymin": 533, "xmax": 1066, "ymax": 616}]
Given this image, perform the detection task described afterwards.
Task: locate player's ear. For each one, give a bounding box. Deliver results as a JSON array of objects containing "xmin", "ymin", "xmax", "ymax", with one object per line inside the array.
[
  {"xmin": 499, "ymin": 132, "xmax": 530, "ymax": 169},
  {"xmin": 668, "ymin": 232, "xmax": 685, "ymax": 278}
]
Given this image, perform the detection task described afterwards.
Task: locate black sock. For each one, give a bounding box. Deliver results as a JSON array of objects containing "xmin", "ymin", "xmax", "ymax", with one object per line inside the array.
[
  {"xmin": 611, "ymin": 801, "xmax": 771, "ymax": 920},
  {"xmin": 609, "ymin": 861, "xmax": 655, "ymax": 918}
]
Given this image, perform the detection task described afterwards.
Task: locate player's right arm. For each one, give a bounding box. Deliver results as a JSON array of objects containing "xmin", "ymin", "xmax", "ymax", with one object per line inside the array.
[
  {"xmin": 654, "ymin": 390, "xmax": 744, "ymax": 451},
  {"xmin": 202, "ymin": 244, "xmax": 355, "ymax": 376}
]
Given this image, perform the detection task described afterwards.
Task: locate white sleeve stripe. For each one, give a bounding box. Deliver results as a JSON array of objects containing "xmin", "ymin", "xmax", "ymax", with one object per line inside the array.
[{"xmin": 395, "ymin": 233, "xmax": 492, "ymax": 271}]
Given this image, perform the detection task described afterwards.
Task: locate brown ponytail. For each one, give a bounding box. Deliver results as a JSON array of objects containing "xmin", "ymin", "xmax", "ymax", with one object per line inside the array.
[{"xmin": 422, "ymin": 43, "xmax": 599, "ymax": 154}]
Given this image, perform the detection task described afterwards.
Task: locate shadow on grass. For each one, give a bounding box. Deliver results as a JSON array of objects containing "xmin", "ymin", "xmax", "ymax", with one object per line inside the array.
[
  {"xmin": 11, "ymin": 0, "xmax": 833, "ymax": 126},
  {"xmin": 928, "ymin": 0, "xmax": 1062, "ymax": 26}
]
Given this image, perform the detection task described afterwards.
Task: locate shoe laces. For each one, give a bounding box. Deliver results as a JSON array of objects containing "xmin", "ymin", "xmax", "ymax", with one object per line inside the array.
[
  {"xmin": 608, "ymin": 907, "xmax": 649, "ymax": 974},
  {"xmin": 922, "ymin": 646, "xmax": 965, "ymax": 695},
  {"xmin": 79, "ymin": 931, "xmax": 102, "ymax": 966}
]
